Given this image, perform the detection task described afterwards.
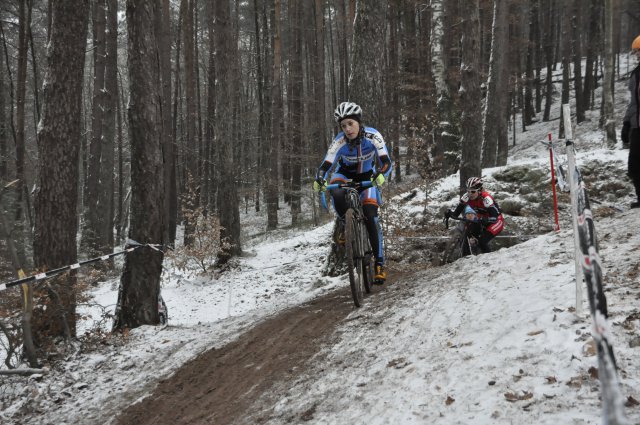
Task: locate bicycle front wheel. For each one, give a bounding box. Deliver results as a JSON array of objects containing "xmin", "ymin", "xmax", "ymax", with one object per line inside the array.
[
  {"xmin": 361, "ymin": 220, "xmax": 374, "ymax": 293},
  {"xmin": 345, "ymin": 209, "xmax": 365, "ymax": 307}
]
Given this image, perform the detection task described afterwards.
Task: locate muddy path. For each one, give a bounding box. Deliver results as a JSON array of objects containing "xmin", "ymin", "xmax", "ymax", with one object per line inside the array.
[{"xmin": 115, "ymin": 281, "xmax": 387, "ymax": 425}]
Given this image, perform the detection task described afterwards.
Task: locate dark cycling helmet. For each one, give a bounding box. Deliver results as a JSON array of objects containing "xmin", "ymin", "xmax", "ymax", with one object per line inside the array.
[
  {"xmin": 334, "ymin": 102, "xmax": 362, "ymax": 123},
  {"xmin": 466, "ymin": 177, "xmax": 483, "ymax": 191}
]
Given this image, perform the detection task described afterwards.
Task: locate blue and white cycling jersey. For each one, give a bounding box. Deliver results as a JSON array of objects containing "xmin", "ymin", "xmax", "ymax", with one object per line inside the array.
[{"xmin": 317, "ymin": 127, "xmax": 392, "ymax": 181}]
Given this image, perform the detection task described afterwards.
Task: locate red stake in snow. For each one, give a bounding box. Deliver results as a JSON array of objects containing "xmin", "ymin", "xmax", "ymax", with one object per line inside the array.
[{"xmin": 548, "ymin": 133, "xmax": 560, "ymax": 232}]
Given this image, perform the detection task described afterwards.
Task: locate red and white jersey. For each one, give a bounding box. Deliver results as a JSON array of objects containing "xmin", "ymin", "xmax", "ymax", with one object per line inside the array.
[{"xmin": 457, "ymin": 191, "xmax": 504, "ymax": 236}]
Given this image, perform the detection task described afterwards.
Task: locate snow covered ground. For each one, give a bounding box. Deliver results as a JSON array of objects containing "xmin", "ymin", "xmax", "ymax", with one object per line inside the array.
[{"xmin": 2, "ymin": 59, "xmax": 640, "ymax": 424}]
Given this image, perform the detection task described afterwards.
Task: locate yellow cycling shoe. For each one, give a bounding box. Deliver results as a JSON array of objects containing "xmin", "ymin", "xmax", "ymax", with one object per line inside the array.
[{"xmin": 374, "ymin": 264, "xmax": 387, "ymax": 285}]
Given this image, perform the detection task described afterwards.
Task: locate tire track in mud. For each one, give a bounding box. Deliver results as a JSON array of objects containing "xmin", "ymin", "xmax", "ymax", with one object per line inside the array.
[
  {"xmin": 114, "ymin": 285, "xmax": 367, "ymax": 425},
  {"xmin": 114, "ymin": 265, "xmax": 449, "ymax": 425}
]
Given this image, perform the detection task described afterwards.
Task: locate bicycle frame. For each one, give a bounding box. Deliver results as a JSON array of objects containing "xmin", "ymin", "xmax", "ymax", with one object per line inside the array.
[
  {"xmin": 325, "ymin": 180, "xmax": 373, "ymax": 259},
  {"xmin": 323, "ymin": 180, "xmax": 375, "ymax": 306},
  {"xmin": 444, "ymin": 215, "xmax": 497, "ymax": 260}
]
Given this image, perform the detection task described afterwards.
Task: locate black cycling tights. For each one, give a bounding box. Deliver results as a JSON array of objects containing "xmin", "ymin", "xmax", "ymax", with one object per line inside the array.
[
  {"xmin": 629, "ymin": 128, "xmax": 640, "ymax": 201},
  {"xmin": 330, "ymin": 188, "xmax": 382, "ymax": 263},
  {"xmin": 478, "ymin": 231, "xmax": 495, "ymax": 253}
]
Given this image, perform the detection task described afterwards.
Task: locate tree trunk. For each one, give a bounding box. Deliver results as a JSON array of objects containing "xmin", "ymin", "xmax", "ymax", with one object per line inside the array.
[
  {"xmin": 1, "ymin": 192, "xmax": 37, "ymax": 365},
  {"xmin": 160, "ymin": 0, "xmax": 175, "ymax": 246},
  {"xmin": 113, "ymin": 0, "xmax": 165, "ymax": 330},
  {"xmin": 0, "ymin": 43, "xmax": 6, "ymax": 181},
  {"xmin": 28, "ymin": 15, "xmax": 42, "ymax": 131},
  {"xmin": 582, "ymin": 0, "xmax": 600, "ymax": 113},
  {"xmin": 602, "ymin": 0, "xmax": 616, "ymax": 148},
  {"xmin": 289, "ymin": 0, "xmax": 302, "ymax": 224},
  {"xmin": 115, "ymin": 77, "xmax": 125, "ymax": 245},
  {"xmin": 524, "ymin": 0, "xmax": 537, "ymax": 126},
  {"xmin": 33, "ymin": 0, "xmax": 89, "ymax": 340},
  {"xmin": 100, "ymin": 0, "xmax": 118, "ymax": 252},
  {"xmin": 388, "ymin": 4, "xmax": 401, "ymax": 182},
  {"xmin": 214, "ymin": 0, "xmax": 241, "ymax": 259},
  {"xmin": 572, "ymin": 0, "xmax": 585, "ymax": 123},
  {"xmin": 339, "ymin": 0, "xmax": 350, "ymax": 100},
  {"xmin": 204, "ymin": 0, "xmax": 216, "ymax": 217},
  {"xmin": 0, "ymin": 19, "xmax": 18, "ymax": 165},
  {"xmin": 430, "ymin": 0, "xmax": 456, "ymax": 176},
  {"xmin": 14, "ymin": 0, "xmax": 32, "ymax": 263},
  {"xmin": 459, "ymin": 0, "xmax": 483, "ymax": 192},
  {"xmin": 266, "ymin": 0, "xmax": 282, "ymax": 231},
  {"xmin": 182, "ymin": 0, "xmax": 198, "ymax": 246},
  {"xmin": 559, "ymin": 0, "xmax": 571, "ymax": 138},
  {"xmin": 542, "ymin": 0, "xmax": 555, "ymax": 122},
  {"xmin": 194, "ymin": 0, "xmax": 204, "ymax": 203},
  {"xmin": 349, "ymin": 0, "xmax": 387, "ymax": 128},
  {"xmin": 314, "ymin": 0, "xmax": 327, "ymax": 153},
  {"xmin": 82, "ymin": 0, "xmax": 107, "ymax": 257},
  {"xmin": 171, "ymin": 0, "xmax": 184, "ymax": 242},
  {"xmin": 254, "ymin": 0, "xmax": 266, "ymax": 214},
  {"xmin": 482, "ymin": 0, "xmax": 508, "ymax": 168}
]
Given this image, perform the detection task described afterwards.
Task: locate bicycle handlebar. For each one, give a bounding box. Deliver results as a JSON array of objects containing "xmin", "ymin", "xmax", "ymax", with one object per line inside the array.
[
  {"xmin": 320, "ymin": 180, "xmax": 374, "ymax": 211},
  {"xmin": 325, "ymin": 180, "xmax": 374, "ymax": 191},
  {"xmin": 444, "ymin": 215, "xmax": 497, "ymax": 229}
]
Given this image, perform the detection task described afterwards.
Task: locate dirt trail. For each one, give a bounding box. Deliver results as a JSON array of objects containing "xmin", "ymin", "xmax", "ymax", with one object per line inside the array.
[{"xmin": 115, "ymin": 285, "xmax": 367, "ymax": 425}]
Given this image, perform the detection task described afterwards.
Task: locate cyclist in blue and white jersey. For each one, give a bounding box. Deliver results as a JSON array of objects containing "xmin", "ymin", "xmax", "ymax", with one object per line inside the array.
[{"xmin": 313, "ymin": 102, "xmax": 393, "ymax": 284}]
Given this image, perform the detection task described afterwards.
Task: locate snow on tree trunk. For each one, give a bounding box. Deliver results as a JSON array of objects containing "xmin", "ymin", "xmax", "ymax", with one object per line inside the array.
[{"xmin": 430, "ymin": 0, "xmax": 448, "ymax": 102}]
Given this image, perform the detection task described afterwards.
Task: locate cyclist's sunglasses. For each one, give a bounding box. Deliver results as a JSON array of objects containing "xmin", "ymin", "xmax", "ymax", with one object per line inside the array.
[{"xmin": 468, "ymin": 189, "xmax": 479, "ymax": 194}]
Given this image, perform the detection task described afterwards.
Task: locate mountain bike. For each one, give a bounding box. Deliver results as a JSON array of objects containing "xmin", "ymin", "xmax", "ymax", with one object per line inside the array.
[
  {"xmin": 443, "ymin": 211, "xmax": 497, "ymax": 263},
  {"xmin": 324, "ymin": 180, "xmax": 375, "ymax": 307}
]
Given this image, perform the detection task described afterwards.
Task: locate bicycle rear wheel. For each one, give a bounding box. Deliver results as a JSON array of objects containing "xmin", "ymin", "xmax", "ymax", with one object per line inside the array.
[
  {"xmin": 345, "ymin": 209, "xmax": 365, "ymax": 307},
  {"xmin": 468, "ymin": 236, "xmax": 480, "ymax": 256},
  {"xmin": 443, "ymin": 225, "xmax": 464, "ymax": 264}
]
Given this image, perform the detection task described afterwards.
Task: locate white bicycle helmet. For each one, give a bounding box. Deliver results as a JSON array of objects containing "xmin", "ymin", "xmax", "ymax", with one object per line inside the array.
[
  {"xmin": 466, "ymin": 177, "xmax": 483, "ymax": 190},
  {"xmin": 334, "ymin": 101, "xmax": 362, "ymax": 123}
]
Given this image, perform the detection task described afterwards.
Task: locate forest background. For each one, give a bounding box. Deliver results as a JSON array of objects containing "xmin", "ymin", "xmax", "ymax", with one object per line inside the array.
[{"xmin": 0, "ymin": 0, "xmax": 637, "ymax": 365}]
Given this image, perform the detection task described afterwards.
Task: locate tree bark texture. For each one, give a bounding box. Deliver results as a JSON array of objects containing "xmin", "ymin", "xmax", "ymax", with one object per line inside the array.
[
  {"xmin": 0, "ymin": 44, "xmax": 6, "ymax": 181},
  {"xmin": 14, "ymin": 0, "xmax": 33, "ymax": 261},
  {"xmin": 289, "ymin": 0, "xmax": 302, "ymax": 224},
  {"xmin": 459, "ymin": 0, "xmax": 483, "ymax": 192},
  {"xmin": 33, "ymin": 0, "xmax": 89, "ymax": 338},
  {"xmin": 602, "ymin": 0, "xmax": 616, "ymax": 148},
  {"xmin": 482, "ymin": 0, "xmax": 508, "ymax": 168},
  {"xmin": 214, "ymin": 0, "xmax": 241, "ymax": 258},
  {"xmin": 101, "ymin": 0, "xmax": 118, "ymax": 250},
  {"xmin": 524, "ymin": 0, "xmax": 538, "ymax": 126},
  {"xmin": 266, "ymin": 0, "xmax": 282, "ymax": 231},
  {"xmin": 82, "ymin": 0, "xmax": 107, "ymax": 257},
  {"xmin": 182, "ymin": 0, "xmax": 198, "ymax": 246},
  {"xmin": 160, "ymin": 0, "xmax": 175, "ymax": 246},
  {"xmin": 559, "ymin": 0, "xmax": 571, "ymax": 138},
  {"xmin": 542, "ymin": 0, "xmax": 555, "ymax": 122},
  {"xmin": 114, "ymin": 0, "xmax": 165, "ymax": 330},
  {"xmin": 582, "ymin": 0, "xmax": 600, "ymax": 113},
  {"xmin": 572, "ymin": 0, "xmax": 585, "ymax": 123},
  {"xmin": 348, "ymin": 0, "xmax": 387, "ymax": 128}
]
